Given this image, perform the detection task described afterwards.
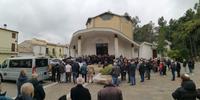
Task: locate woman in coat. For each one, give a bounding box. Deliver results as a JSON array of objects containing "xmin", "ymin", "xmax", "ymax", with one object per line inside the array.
[{"xmin": 16, "ymin": 69, "xmax": 28, "ymax": 97}]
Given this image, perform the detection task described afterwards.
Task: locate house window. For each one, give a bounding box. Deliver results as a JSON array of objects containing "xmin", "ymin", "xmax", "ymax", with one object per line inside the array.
[
  {"xmin": 46, "ymin": 48, "xmax": 49, "ymax": 54},
  {"xmin": 11, "ymin": 43, "xmax": 15, "ymax": 52},
  {"xmin": 52, "ymin": 48, "xmax": 55, "ymax": 56},
  {"xmin": 12, "ymin": 33, "xmax": 16, "ymax": 39}
]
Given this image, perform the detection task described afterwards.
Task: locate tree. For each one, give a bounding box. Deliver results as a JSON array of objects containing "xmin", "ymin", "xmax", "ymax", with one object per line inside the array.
[
  {"xmin": 157, "ymin": 16, "xmax": 167, "ymax": 56},
  {"xmin": 133, "ymin": 21, "xmax": 155, "ymax": 43},
  {"xmin": 167, "ymin": 0, "xmax": 200, "ymax": 60}
]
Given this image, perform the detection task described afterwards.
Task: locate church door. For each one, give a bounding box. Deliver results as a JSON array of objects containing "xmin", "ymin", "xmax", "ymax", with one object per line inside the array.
[{"xmin": 96, "ymin": 43, "xmax": 108, "ymax": 56}]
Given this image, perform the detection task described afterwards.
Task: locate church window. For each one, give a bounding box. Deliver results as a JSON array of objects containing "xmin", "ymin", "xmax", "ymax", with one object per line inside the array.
[{"xmin": 100, "ymin": 14, "xmax": 113, "ymax": 20}]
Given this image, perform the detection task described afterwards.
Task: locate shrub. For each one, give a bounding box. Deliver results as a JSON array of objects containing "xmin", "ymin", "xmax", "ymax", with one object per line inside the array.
[{"xmin": 99, "ymin": 64, "xmax": 112, "ymax": 75}]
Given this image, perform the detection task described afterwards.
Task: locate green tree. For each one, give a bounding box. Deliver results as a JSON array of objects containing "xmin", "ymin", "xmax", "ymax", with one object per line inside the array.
[
  {"xmin": 157, "ymin": 16, "xmax": 167, "ymax": 56},
  {"xmin": 134, "ymin": 21, "xmax": 155, "ymax": 43}
]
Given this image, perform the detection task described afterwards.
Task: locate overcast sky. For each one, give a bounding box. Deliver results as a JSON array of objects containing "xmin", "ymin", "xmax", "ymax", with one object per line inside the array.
[{"xmin": 0, "ymin": 0, "xmax": 198, "ymax": 44}]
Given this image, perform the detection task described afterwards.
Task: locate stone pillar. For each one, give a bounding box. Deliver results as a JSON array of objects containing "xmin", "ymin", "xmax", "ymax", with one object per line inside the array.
[
  {"xmin": 131, "ymin": 44, "xmax": 134, "ymax": 58},
  {"xmin": 78, "ymin": 36, "xmax": 82, "ymax": 57},
  {"xmin": 114, "ymin": 34, "xmax": 119, "ymax": 58}
]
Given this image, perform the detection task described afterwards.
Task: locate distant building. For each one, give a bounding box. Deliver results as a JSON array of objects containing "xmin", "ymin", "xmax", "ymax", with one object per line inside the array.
[
  {"xmin": 47, "ymin": 42, "xmax": 69, "ymax": 58},
  {"xmin": 18, "ymin": 38, "xmax": 47, "ymax": 57},
  {"xmin": 0, "ymin": 27, "xmax": 19, "ymax": 63},
  {"xmin": 70, "ymin": 11, "xmax": 139, "ymax": 58},
  {"xmin": 18, "ymin": 38, "xmax": 69, "ymax": 58},
  {"xmin": 139, "ymin": 42, "xmax": 157, "ymax": 59}
]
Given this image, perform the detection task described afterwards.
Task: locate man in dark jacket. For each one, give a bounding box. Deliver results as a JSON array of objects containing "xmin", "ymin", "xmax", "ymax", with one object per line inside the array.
[
  {"xmin": 29, "ymin": 74, "xmax": 45, "ymax": 100},
  {"xmin": 129, "ymin": 60, "xmax": 137, "ymax": 85},
  {"xmin": 172, "ymin": 74, "xmax": 199, "ymax": 100},
  {"xmin": 71, "ymin": 60, "xmax": 80, "ymax": 84},
  {"xmin": 98, "ymin": 80, "xmax": 123, "ymax": 100},
  {"xmin": 70, "ymin": 77, "xmax": 91, "ymax": 100},
  {"xmin": 176, "ymin": 61, "xmax": 181, "ymax": 77},
  {"xmin": 111, "ymin": 62, "xmax": 121, "ymax": 86},
  {"xmin": 51, "ymin": 64, "xmax": 56, "ymax": 82},
  {"xmin": 188, "ymin": 59, "xmax": 193, "ymax": 74},
  {"xmin": 139, "ymin": 61, "xmax": 145, "ymax": 82},
  {"xmin": 171, "ymin": 61, "xmax": 176, "ymax": 81},
  {"xmin": 145, "ymin": 60, "xmax": 152, "ymax": 80}
]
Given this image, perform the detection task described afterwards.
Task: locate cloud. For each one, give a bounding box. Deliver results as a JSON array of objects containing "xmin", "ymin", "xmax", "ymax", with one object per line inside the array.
[{"xmin": 0, "ymin": 0, "xmax": 198, "ymax": 44}]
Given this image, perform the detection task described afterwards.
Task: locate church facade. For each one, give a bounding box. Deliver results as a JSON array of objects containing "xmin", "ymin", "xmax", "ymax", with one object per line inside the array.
[{"xmin": 69, "ymin": 12, "xmax": 140, "ymax": 59}]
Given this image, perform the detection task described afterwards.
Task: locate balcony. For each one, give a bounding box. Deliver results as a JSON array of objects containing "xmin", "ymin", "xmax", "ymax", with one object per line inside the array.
[{"xmin": 0, "ymin": 47, "xmax": 17, "ymax": 54}]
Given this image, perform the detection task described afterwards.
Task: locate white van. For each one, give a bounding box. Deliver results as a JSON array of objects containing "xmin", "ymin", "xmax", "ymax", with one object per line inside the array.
[{"xmin": 0, "ymin": 56, "xmax": 49, "ymax": 81}]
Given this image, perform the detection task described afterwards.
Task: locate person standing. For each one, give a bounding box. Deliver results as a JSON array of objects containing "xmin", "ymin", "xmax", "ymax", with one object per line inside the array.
[
  {"xmin": 120, "ymin": 64, "xmax": 126, "ymax": 81},
  {"xmin": 65, "ymin": 62, "xmax": 72, "ymax": 83},
  {"xmin": 111, "ymin": 62, "xmax": 121, "ymax": 86},
  {"xmin": 56, "ymin": 64, "xmax": 61, "ymax": 82},
  {"xmin": 71, "ymin": 60, "xmax": 80, "ymax": 84},
  {"xmin": 171, "ymin": 61, "xmax": 176, "ymax": 81},
  {"xmin": 167, "ymin": 59, "xmax": 171, "ymax": 71},
  {"xmin": 146, "ymin": 60, "xmax": 152, "ymax": 80},
  {"xmin": 87, "ymin": 65, "xmax": 95, "ymax": 83},
  {"xmin": 192, "ymin": 59, "xmax": 195, "ymax": 74},
  {"xmin": 51, "ymin": 64, "xmax": 57, "ymax": 82},
  {"xmin": 70, "ymin": 77, "xmax": 91, "ymax": 100},
  {"xmin": 122, "ymin": 58, "xmax": 128, "ymax": 81},
  {"xmin": 16, "ymin": 69, "xmax": 28, "ymax": 97},
  {"xmin": 163, "ymin": 61, "xmax": 167, "ymax": 75},
  {"xmin": 60, "ymin": 62, "xmax": 66, "ymax": 83},
  {"xmin": 125, "ymin": 60, "xmax": 131, "ymax": 83},
  {"xmin": 80, "ymin": 62, "xmax": 88, "ymax": 82},
  {"xmin": 183, "ymin": 59, "xmax": 187, "ymax": 73},
  {"xmin": 138, "ymin": 60, "xmax": 145, "ymax": 82},
  {"xmin": 159, "ymin": 61, "xmax": 164, "ymax": 76},
  {"xmin": 29, "ymin": 73, "xmax": 45, "ymax": 100},
  {"xmin": 172, "ymin": 74, "xmax": 199, "ymax": 100},
  {"xmin": 176, "ymin": 61, "xmax": 181, "ymax": 77},
  {"xmin": 129, "ymin": 60, "xmax": 137, "ymax": 85},
  {"xmin": 188, "ymin": 59, "xmax": 193, "ymax": 74},
  {"xmin": 98, "ymin": 80, "xmax": 123, "ymax": 100}
]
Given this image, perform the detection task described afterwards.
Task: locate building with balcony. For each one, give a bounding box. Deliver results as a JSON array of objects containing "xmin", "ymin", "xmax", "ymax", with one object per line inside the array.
[{"xmin": 0, "ymin": 27, "xmax": 19, "ymax": 63}]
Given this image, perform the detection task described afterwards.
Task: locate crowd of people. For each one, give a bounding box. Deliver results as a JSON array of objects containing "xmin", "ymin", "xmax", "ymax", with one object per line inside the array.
[
  {"xmin": 50, "ymin": 58, "xmax": 96, "ymax": 84},
  {"xmin": 110, "ymin": 56, "xmax": 196, "ymax": 86},
  {"xmin": 0, "ymin": 55, "xmax": 199, "ymax": 100}
]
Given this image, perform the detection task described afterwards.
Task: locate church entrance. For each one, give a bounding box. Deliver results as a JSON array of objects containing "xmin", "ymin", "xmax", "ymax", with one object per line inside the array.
[{"xmin": 96, "ymin": 43, "xmax": 108, "ymax": 56}]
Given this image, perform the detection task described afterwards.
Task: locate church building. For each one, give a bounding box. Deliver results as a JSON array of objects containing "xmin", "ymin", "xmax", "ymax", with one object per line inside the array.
[{"xmin": 69, "ymin": 12, "xmax": 140, "ymax": 59}]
